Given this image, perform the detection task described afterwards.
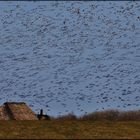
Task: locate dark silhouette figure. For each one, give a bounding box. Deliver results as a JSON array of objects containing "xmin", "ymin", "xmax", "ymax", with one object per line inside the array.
[{"xmin": 37, "ymin": 109, "xmax": 50, "ymax": 120}]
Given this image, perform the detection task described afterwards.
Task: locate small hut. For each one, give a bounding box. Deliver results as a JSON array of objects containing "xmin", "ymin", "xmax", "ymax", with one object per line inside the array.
[{"xmin": 0, "ymin": 102, "xmax": 38, "ymax": 120}]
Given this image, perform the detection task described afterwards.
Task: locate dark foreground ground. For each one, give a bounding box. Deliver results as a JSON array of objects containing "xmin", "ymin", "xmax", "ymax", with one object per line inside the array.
[{"xmin": 0, "ymin": 121, "xmax": 140, "ymax": 139}]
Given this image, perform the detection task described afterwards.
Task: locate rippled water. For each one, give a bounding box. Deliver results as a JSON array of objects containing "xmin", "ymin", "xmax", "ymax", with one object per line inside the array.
[{"xmin": 0, "ymin": 1, "xmax": 140, "ymax": 116}]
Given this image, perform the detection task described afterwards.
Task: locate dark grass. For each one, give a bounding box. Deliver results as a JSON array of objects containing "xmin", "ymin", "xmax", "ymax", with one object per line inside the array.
[{"xmin": 0, "ymin": 120, "xmax": 140, "ymax": 139}]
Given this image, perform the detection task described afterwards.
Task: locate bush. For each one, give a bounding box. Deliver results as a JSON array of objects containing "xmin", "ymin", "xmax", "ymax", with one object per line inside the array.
[
  {"xmin": 51, "ymin": 110, "xmax": 140, "ymax": 121},
  {"xmin": 80, "ymin": 110, "xmax": 119, "ymax": 121},
  {"xmin": 118, "ymin": 110, "xmax": 140, "ymax": 121},
  {"xmin": 80, "ymin": 110, "xmax": 140, "ymax": 121}
]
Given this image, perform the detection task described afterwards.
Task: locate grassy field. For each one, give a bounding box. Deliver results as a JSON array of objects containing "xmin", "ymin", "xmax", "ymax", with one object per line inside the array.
[{"xmin": 0, "ymin": 120, "xmax": 140, "ymax": 139}]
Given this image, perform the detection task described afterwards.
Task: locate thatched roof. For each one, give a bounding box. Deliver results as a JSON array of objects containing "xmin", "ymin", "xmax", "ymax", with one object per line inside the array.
[
  {"xmin": 0, "ymin": 105, "xmax": 9, "ymax": 120},
  {"xmin": 0, "ymin": 102, "xmax": 38, "ymax": 120}
]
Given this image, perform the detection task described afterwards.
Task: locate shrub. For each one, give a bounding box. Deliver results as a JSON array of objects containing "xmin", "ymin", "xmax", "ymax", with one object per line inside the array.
[
  {"xmin": 80, "ymin": 109, "xmax": 119, "ymax": 121},
  {"xmin": 52, "ymin": 110, "xmax": 140, "ymax": 121},
  {"xmin": 118, "ymin": 110, "xmax": 140, "ymax": 121},
  {"xmin": 80, "ymin": 110, "xmax": 140, "ymax": 121}
]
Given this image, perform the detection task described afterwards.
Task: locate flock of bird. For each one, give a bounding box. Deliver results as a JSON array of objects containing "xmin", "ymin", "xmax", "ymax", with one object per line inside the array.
[{"xmin": 0, "ymin": 1, "xmax": 140, "ymax": 116}]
